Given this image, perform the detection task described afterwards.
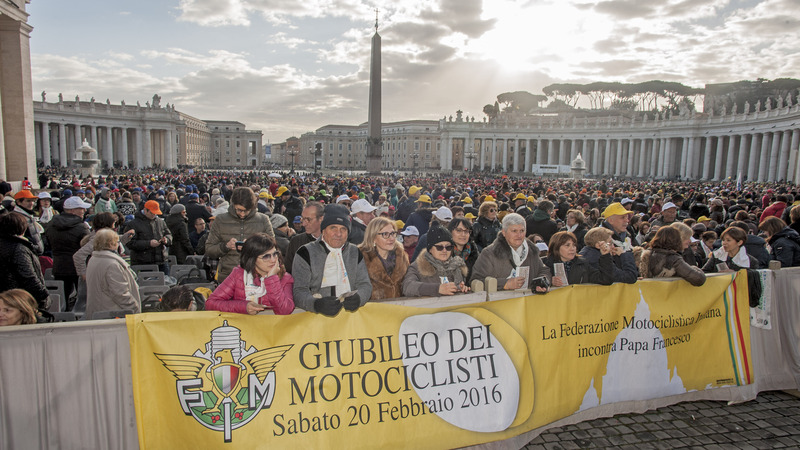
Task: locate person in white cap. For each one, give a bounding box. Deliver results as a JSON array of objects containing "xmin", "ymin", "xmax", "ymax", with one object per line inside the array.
[
  {"xmin": 44, "ymin": 195, "xmax": 92, "ymax": 308},
  {"xmin": 652, "ymin": 202, "xmax": 679, "ymax": 227},
  {"xmin": 400, "ymin": 226, "xmax": 419, "ymax": 261},
  {"xmin": 335, "ymin": 194, "xmax": 352, "ymax": 209},
  {"xmin": 36, "ymin": 191, "xmax": 57, "ymax": 224},
  {"xmin": 348, "ymin": 198, "xmax": 377, "ymax": 245}
]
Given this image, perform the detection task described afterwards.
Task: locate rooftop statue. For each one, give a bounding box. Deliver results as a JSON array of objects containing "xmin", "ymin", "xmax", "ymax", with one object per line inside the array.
[{"xmin": 41, "ymin": 91, "xmax": 46, "ymax": 102}]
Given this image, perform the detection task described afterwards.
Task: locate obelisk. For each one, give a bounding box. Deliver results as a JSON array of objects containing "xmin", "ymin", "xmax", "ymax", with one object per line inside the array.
[{"xmin": 366, "ymin": 11, "xmax": 382, "ymax": 174}]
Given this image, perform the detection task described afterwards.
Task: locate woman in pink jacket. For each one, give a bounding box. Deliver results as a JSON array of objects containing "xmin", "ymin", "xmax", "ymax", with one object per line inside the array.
[{"xmin": 206, "ymin": 233, "xmax": 295, "ymax": 315}]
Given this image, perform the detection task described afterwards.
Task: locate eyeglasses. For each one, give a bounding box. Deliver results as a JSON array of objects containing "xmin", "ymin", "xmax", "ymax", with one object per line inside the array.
[
  {"xmin": 301, "ymin": 216, "xmax": 319, "ymax": 223},
  {"xmin": 234, "ymin": 207, "xmax": 249, "ymax": 214},
  {"xmin": 488, "ymin": 209, "xmax": 497, "ymax": 213},
  {"xmin": 378, "ymin": 231, "xmax": 398, "ymax": 239},
  {"xmin": 452, "ymin": 228, "xmax": 472, "ymax": 234},
  {"xmin": 432, "ymin": 244, "xmax": 454, "ymax": 252},
  {"xmin": 259, "ymin": 251, "xmax": 280, "ymax": 260}
]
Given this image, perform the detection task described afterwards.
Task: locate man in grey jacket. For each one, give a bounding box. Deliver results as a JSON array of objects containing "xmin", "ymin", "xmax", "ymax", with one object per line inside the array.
[{"xmin": 292, "ymin": 204, "xmax": 372, "ymax": 316}]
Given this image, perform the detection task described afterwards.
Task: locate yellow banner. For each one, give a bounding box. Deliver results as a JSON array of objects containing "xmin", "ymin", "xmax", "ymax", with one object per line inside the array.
[{"xmin": 127, "ymin": 272, "xmax": 752, "ymax": 449}]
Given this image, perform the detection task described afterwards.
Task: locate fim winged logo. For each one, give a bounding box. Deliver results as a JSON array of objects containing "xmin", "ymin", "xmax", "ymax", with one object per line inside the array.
[{"xmin": 156, "ymin": 320, "xmax": 293, "ymax": 443}]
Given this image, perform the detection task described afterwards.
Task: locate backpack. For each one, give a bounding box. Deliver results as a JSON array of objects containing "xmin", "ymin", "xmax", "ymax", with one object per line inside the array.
[
  {"xmin": 178, "ymin": 267, "xmax": 208, "ymax": 285},
  {"xmin": 141, "ymin": 293, "xmax": 163, "ymax": 312}
]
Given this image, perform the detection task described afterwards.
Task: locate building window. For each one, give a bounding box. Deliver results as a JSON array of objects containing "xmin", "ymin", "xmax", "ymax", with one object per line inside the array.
[
  {"xmin": 215, "ymin": 140, "xmax": 219, "ymax": 148},
  {"xmin": 226, "ymin": 140, "xmax": 230, "ymax": 148}
]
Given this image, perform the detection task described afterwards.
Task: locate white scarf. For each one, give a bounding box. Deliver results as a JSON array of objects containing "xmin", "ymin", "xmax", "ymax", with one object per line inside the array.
[
  {"xmin": 714, "ymin": 246, "xmax": 751, "ymax": 268},
  {"xmin": 567, "ymin": 223, "xmax": 578, "ymax": 233},
  {"xmin": 39, "ymin": 206, "xmax": 55, "ymax": 224},
  {"xmin": 243, "ymin": 270, "xmax": 269, "ymax": 303},
  {"xmin": 320, "ymin": 239, "xmax": 351, "ymax": 296},
  {"xmin": 510, "ymin": 241, "xmax": 529, "ymax": 276}
]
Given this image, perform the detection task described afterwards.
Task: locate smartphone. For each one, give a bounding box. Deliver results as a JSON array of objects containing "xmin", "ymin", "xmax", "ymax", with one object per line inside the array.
[{"xmin": 235, "ymin": 241, "xmax": 245, "ymax": 251}]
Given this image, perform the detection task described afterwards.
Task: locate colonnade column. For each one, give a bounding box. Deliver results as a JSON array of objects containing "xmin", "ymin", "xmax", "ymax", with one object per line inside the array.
[
  {"xmin": 757, "ymin": 133, "xmax": 770, "ymax": 181},
  {"xmin": 637, "ymin": 138, "xmax": 647, "ymax": 178},
  {"xmin": 120, "ymin": 128, "xmax": 129, "ymax": 168},
  {"xmin": 40, "ymin": 123, "xmax": 52, "ymax": 167},
  {"xmin": 768, "ymin": 132, "xmax": 781, "ymax": 181},
  {"xmin": 500, "ymin": 139, "xmax": 506, "ymax": 172},
  {"xmin": 747, "ymin": 134, "xmax": 760, "ymax": 181},
  {"xmin": 789, "ymin": 130, "xmax": 800, "ymax": 183},
  {"xmin": 713, "ymin": 136, "xmax": 725, "ymax": 181},
  {"xmin": 56, "ymin": 123, "xmax": 66, "ymax": 168},
  {"xmin": 524, "ymin": 139, "xmax": 531, "ymax": 172},
  {"xmin": 736, "ymin": 135, "xmax": 749, "ymax": 180},
  {"xmin": 724, "ymin": 135, "xmax": 737, "ymax": 180},
  {"xmin": 512, "ymin": 139, "xmax": 519, "ymax": 172},
  {"xmin": 604, "ymin": 139, "xmax": 611, "ymax": 174},
  {"xmin": 104, "ymin": 126, "xmax": 113, "ymax": 168},
  {"xmin": 626, "ymin": 140, "xmax": 635, "ymax": 176},
  {"xmin": 664, "ymin": 138, "xmax": 674, "ymax": 178},
  {"xmin": 777, "ymin": 130, "xmax": 791, "ymax": 182},
  {"xmin": 489, "ymin": 140, "xmax": 496, "ymax": 171},
  {"xmin": 613, "ymin": 140, "xmax": 621, "ymax": 176},
  {"xmin": 702, "ymin": 137, "xmax": 714, "ymax": 180},
  {"xmin": 651, "ymin": 139, "xmax": 661, "ymax": 178}
]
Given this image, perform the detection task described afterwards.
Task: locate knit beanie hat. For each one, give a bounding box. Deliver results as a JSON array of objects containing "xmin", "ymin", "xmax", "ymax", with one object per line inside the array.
[
  {"xmin": 270, "ymin": 214, "xmax": 288, "ymax": 230},
  {"xmin": 426, "ymin": 222, "xmax": 454, "ymax": 251},
  {"xmin": 321, "ymin": 204, "xmax": 351, "ymax": 233},
  {"xmin": 169, "ymin": 204, "xmax": 186, "ymax": 214}
]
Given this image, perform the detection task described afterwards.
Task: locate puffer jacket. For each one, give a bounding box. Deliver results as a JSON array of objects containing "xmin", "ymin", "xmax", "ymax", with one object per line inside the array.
[
  {"xmin": 362, "ymin": 244, "xmax": 410, "ymax": 300},
  {"xmin": 402, "ymin": 249, "xmax": 467, "ymax": 297},
  {"xmin": 768, "ymin": 227, "xmax": 800, "ymax": 268},
  {"xmin": 205, "ymin": 203, "xmax": 275, "ymax": 282},
  {"xmin": 525, "ymin": 209, "xmax": 558, "ymax": 245},
  {"xmin": 473, "ymin": 215, "xmax": 501, "ymax": 250},
  {"xmin": 0, "ymin": 234, "xmax": 50, "ymax": 308},
  {"xmin": 124, "ymin": 211, "xmax": 172, "ymax": 265},
  {"xmin": 44, "ymin": 212, "xmax": 89, "ymax": 276},
  {"xmin": 638, "ymin": 248, "xmax": 706, "ymax": 286},
  {"xmin": 165, "ymin": 213, "xmax": 194, "ymax": 264}
]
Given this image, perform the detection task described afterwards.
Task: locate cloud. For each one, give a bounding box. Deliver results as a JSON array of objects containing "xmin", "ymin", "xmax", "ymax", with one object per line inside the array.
[{"xmin": 177, "ymin": 0, "xmax": 250, "ymax": 26}]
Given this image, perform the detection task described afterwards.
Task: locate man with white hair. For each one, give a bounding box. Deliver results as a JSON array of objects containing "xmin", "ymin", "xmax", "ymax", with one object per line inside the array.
[
  {"xmin": 470, "ymin": 213, "xmax": 551, "ymax": 292},
  {"xmin": 652, "ymin": 202, "xmax": 679, "ymax": 227},
  {"xmin": 348, "ymin": 198, "xmax": 376, "ymax": 245}
]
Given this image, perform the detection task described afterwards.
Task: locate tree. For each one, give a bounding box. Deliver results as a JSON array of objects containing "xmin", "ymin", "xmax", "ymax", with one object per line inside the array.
[
  {"xmin": 483, "ymin": 103, "xmax": 499, "ymax": 120},
  {"xmin": 496, "ymin": 91, "xmax": 548, "ymax": 113}
]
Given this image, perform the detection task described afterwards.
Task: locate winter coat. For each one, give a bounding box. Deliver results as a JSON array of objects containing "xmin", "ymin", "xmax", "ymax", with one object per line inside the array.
[
  {"xmin": 579, "ymin": 245, "xmax": 639, "ymax": 284},
  {"xmin": 274, "ymin": 227, "xmax": 291, "ymax": 257},
  {"xmin": 205, "ymin": 203, "xmax": 274, "ymax": 282},
  {"xmin": 205, "ymin": 266, "xmax": 295, "ymax": 315},
  {"xmin": 185, "ymin": 200, "xmax": 212, "ymax": 226},
  {"xmin": 760, "ymin": 202, "xmax": 787, "ymax": 223},
  {"xmin": 406, "ymin": 208, "xmax": 434, "ymax": 236},
  {"xmin": 124, "ymin": 211, "xmax": 173, "ymax": 265},
  {"xmin": 362, "ymin": 244, "xmax": 410, "ymax": 300},
  {"xmin": 745, "ymin": 234, "xmax": 771, "ymax": 268},
  {"xmin": 702, "ymin": 251, "xmax": 759, "ymax": 273},
  {"xmin": 85, "ymin": 250, "xmax": 141, "ymax": 319},
  {"xmin": 165, "ymin": 213, "xmax": 194, "ymax": 264},
  {"xmin": 402, "ymin": 249, "xmax": 468, "ymax": 297},
  {"xmin": 525, "ymin": 209, "xmax": 558, "ymax": 245},
  {"xmin": 276, "ymin": 195, "xmax": 304, "ymax": 225},
  {"xmin": 284, "ymin": 232, "xmax": 316, "ymax": 274},
  {"xmin": 542, "ymin": 254, "xmax": 614, "ymax": 286},
  {"xmin": 349, "ymin": 219, "xmax": 367, "ymax": 245},
  {"xmin": 291, "ymin": 239, "xmax": 372, "ymax": 313},
  {"xmin": 470, "ymin": 233, "xmax": 551, "ymax": 290},
  {"xmin": 767, "ymin": 227, "xmax": 800, "ymax": 268},
  {"xmin": 14, "ymin": 205, "xmax": 44, "ymax": 255},
  {"xmin": 638, "ymin": 248, "xmax": 706, "ymax": 286},
  {"xmin": 395, "ymin": 197, "xmax": 417, "ymax": 223},
  {"xmin": 44, "ymin": 212, "xmax": 89, "ymax": 277},
  {"xmin": 94, "ymin": 197, "xmax": 117, "ymax": 214},
  {"xmin": 472, "ymin": 215, "xmax": 501, "ymax": 250},
  {"xmin": 0, "ymin": 234, "xmax": 49, "ymax": 308},
  {"xmin": 453, "ymin": 240, "xmax": 480, "ymax": 281},
  {"xmin": 117, "ymin": 200, "xmax": 137, "ymax": 217}
]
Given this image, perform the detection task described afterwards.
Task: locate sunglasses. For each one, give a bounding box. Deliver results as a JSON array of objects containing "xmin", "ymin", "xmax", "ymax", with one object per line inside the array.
[
  {"xmin": 432, "ymin": 244, "xmax": 454, "ymax": 252},
  {"xmin": 259, "ymin": 251, "xmax": 280, "ymax": 261},
  {"xmin": 378, "ymin": 231, "xmax": 398, "ymax": 239}
]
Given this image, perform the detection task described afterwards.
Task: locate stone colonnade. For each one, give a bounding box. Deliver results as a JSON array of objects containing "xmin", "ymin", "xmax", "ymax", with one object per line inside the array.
[
  {"xmin": 33, "ymin": 99, "xmax": 179, "ymax": 169},
  {"xmin": 440, "ymin": 104, "xmax": 800, "ymax": 183}
]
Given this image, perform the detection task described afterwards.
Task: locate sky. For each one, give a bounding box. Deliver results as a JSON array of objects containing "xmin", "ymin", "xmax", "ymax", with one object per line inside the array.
[{"xmin": 27, "ymin": 0, "xmax": 800, "ymax": 144}]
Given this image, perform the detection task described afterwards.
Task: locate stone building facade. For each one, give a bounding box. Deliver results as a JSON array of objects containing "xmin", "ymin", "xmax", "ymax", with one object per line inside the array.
[{"xmin": 32, "ymin": 98, "xmax": 263, "ymax": 169}]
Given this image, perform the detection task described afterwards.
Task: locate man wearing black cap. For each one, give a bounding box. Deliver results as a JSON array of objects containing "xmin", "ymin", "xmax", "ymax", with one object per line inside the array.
[{"xmin": 292, "ymin": 204, "xmax": 372, "ymax": 316}]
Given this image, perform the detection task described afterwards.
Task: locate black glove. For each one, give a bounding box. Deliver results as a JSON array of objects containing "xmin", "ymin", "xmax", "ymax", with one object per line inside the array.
[
  {"xmin": 314, "ymin": 296, "xmax": 342, "ymax": 317},
  {"xmin": 342, "ymin": 293, "xmax": 362, "ymax": 312}
]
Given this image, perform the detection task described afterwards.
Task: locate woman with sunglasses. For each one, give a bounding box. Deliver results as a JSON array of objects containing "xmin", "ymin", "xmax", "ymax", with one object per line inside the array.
[
  {"xmin": 472, "ymin": 200, "xmax": 500, "ymax": 250},
  {"xmin": 206, "ymin": 233, "xmax": 295, "ymax": 315},
  {"xmin": 402, "ymin": 223, "xmax": 469, "ymax": 297},
  {"xmin": 448, "ymin": 217, "xmax": 480, "ymax": 280},
  {"xmin": 358, "ymin": 217, "xmax": 409, "ymax": 300}
]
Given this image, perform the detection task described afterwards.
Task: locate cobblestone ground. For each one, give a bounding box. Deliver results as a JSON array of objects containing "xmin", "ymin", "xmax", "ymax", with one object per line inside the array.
[{"xmin": 525, "ymin": 391, "xmax": 800, "ymax": 449}]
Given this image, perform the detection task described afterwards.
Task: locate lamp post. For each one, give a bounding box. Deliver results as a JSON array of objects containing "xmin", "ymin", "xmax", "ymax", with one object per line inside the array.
[
  {"xmin": 411, "ymin": 153, "xmax": 419, "ymax": 176},
  {"xmin": 465, "ymin": 147, "xmax": 476, "ymax": 172},
  {"xmin": 309, "ymin": 143, "xmax": 322, "ymax": 177},
  {"xmin": 287, "ymin": 145, "xmax": 300, "ymax": 174}
]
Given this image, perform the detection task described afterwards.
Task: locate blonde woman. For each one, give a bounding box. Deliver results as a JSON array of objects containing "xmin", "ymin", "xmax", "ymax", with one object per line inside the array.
[{"xmin": 359, "ymin": 217, "xmax": 409, "ymax": 300}]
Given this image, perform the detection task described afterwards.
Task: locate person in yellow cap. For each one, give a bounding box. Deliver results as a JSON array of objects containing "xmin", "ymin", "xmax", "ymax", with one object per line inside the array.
[
  {"xmin": 579, "ymin": 202, "xmax": 637, "ymax": 284},
  {"xmin": 697, "ymin": 215, "xmax": 711, "ymax": 224},
  {"xmin": 405, "ymin": 194, "xmax": 435, "ymax": 235},
  {"xmin": 396, "ymin": 186, "xmax": 421, "ymax": 222},
  {"xmin": 464, "ymin": 212, "xmax": 476, "ymax": 223}
]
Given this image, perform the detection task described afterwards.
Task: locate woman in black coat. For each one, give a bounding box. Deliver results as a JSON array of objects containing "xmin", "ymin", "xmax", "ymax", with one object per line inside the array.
[
  {"xmin": 543, "ymin": 231, "xmax": 614, "ymax": 286},
  {"xmin": 0, "ymin": 212, "xmax": 50, "ymax": 309},
  {"xmin": 165, "ymin": 205, "xmax": 194, "ymax": 264}
]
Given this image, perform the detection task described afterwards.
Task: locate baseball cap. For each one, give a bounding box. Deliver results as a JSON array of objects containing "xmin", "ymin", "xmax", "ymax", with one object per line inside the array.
[
  {"xmin": 408, "ymin": 186, "xmax": 422, "ymax": 196},
  {"xmin": 63, "ymin": 196, "xmax": 92, "ymax": 210},
  {"xmin": 14, "ymin": 190, "xmax": 37, "ymax": 200},
  {"xmin": 144, "ymin": 200, "xmax": 163, "ymax": 215},
  {"xmin": 697, "ymin": 215, "xmax": 711, "ymax": 223},
  {"xmin": 416, "ymin": 194, "xmax": 432, "ymax": 204},
  {"xmin": 465, "ymin": 212, "xmax": 477, "ymax": 219},
  {"xmin": 621, "ymin": 198, "xmax": 634, "ymax": 205},
  {"xmin": 662, "ymin": 202, "xmax": 678, "ymax": 210},
  {"xmin": 276, "ymin": 186, "xmax": 289, "ymax": 197},
  {"xmin": 432, "ymin": 206, "xmax": 453, "ymax": 221},
  {"xmin": 293, "ymin": 215, "xmax": 303, "ymax": 224},
  {"xmin": 351, "ymin": 199, "xmax": 377, "ymax": 215},
  {"xmin": 37, "ymin": 191, "xmax": 52, "ymax": 199},
  {"xmin": 513, "ymin": 193, "xmax": 527, "ymax": 201},
  {"xmin": 483, "ymin": 195, "xmax": 496, "ymax": 202},
  {"xmin": 400, "ymin": 226, "xmax": 419, "ymax": 236},
  {"xmin": 336, "ymin": 194, "xmax": 351, "ymax": 204},
  {"xmin": 462, "ymin": 197, "xmax": 473, "ymax": 204},
  {"xmin": 602, "ymin": 202, "xmax": 633, "ymax": 218}
]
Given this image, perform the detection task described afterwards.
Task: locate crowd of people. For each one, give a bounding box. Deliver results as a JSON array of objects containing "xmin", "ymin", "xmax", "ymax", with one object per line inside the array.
[{"xmin": 1, "ymin": 167, "xmax": 799, "ymax": 326}]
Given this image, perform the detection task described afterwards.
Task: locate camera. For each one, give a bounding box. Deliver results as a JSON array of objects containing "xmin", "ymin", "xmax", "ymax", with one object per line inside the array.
[{"xmin": 530, "ymin": 276, "xmax": 551, "ymax": 290}]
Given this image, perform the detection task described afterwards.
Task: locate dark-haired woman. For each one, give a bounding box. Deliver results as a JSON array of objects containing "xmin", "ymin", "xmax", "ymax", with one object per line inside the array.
[
  {"xmin": 402, "ymin": 223, "xmax": 469, "ymax": 297},
  {"xmin": 703, "ymin": 226, "xmax": 760, "ymax": 272},
  {"xmin": 639, "ymin": 227, "xmax": 706, "ymax": 286},
  {"xmin": 448, "ymin": 217, "xmax": 480, "ymax": 280},
  {"xmin": 543, "ymin": 231, "xmax": 613, "ymax": 286},
  {"xmin": 206, "ymin": 233, "xmax": 295, "ymax": 315},
  {"xmin": 0, "ymin": 212, "xmax": 50, "ymax": 309}
]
